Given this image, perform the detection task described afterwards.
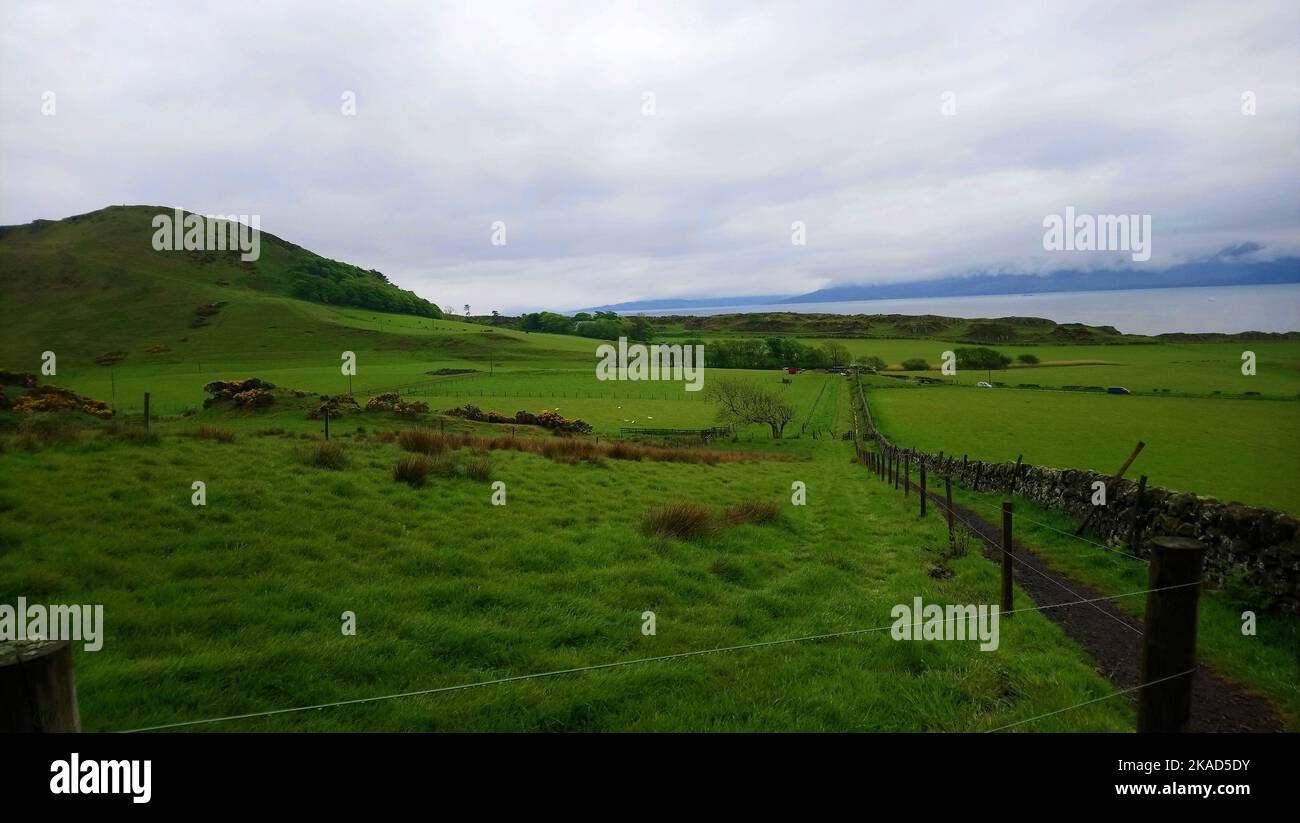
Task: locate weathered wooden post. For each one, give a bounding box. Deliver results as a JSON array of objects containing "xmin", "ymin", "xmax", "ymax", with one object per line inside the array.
[
  {"xmin": 945, "ymin": 476, "xmax": 954, "ymax": 539},
  {"xmin": 973, "ymin": 460, "xmax": 983, "ymax": 492},
  {"xmin": 1129, "ymin": 475, "xmax": 1148, "ymax": 555},
  {"xmin": 0, "ymin": 640, "xmax": 80, "ymax": 732},
  {"xmin": 1001, "ymin": 502, "xmax": 1014, "ymax": 616},
  {"xmin": 324, "ymin": 406, "xmax": 330, "ymax": 440},
  {"xmin": 143, "ymin": 392, "xmax": 151, "ymax": 430},
  {"xmin": 919, "ymin": 464, "xmax": 927, "ymax": 516},
  {"xmin": 1137, "ymin": 536, "xmax": 1207, "ymax": 733},
  {"xmin": 904, "ymin": 451, "xmax": 910, "ymax": 495}
]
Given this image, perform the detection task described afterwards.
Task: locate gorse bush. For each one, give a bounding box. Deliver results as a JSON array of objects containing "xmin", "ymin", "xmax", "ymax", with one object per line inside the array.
[{"xmin": 901, "ymin": 358, "xmax": 929, "ymax": 371}]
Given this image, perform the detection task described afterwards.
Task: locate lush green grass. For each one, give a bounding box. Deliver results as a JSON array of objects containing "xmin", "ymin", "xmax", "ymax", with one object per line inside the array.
[
  {"xmin": 868, "ymin": 383, "xmax": 1300, "ymax": 513},
  {"xmin": 799, "ymin": 338, "xmax": 1300, "ymax": 397},
  {"xmin": 0, "ymin": 411, "xmax": 1132, "ymax": 731}
]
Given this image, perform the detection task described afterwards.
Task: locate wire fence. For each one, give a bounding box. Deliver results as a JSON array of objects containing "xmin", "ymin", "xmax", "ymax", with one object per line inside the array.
[{"xmin": 117, "ymin": 579, "xmax": 1201, "ymax": 733}]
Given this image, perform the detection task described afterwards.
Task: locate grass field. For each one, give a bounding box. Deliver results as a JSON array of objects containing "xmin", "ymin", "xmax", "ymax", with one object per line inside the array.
[
  {"xmin": 867, "ymin": 383, "xmax": 1300, "ymax": 513},
  {"xmin": 0, "ymin": 409, "xmax": 1132, "ymax": 731},
  {"xmin": 3, "ymin": 206, "xmax": 1296, "ymax": 732}
]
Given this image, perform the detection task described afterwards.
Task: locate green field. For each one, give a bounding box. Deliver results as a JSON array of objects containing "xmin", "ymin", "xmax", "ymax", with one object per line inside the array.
[
  {"xmin": 868, "ymin": 383, "xmax": 1300, "ymax": 513},
  {"xmin": 3, "ymin": 205, "xmax": 1297, "ymax": 732}
]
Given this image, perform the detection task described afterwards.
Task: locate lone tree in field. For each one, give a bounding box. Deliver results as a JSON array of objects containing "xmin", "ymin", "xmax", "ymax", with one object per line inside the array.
[{"xmin": 707, "ymin": 377, "xmax": 796, "ymax": 438}]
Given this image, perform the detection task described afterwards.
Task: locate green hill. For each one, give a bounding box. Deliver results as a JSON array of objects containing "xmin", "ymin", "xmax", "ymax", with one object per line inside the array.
[{"xmin": 0, "ymin": 205, "xmax": 596, "ymax": 370}]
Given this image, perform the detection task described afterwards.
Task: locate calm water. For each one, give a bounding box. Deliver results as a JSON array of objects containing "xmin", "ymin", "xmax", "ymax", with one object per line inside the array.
[{"xmin": 641, "ymin": 284, "xmax": 1300, "ymax": 336}]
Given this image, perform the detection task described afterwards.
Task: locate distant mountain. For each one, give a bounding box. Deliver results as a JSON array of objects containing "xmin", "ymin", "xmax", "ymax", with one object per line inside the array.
[
  {"xmin": 584, "ymin": 294, "xmax": 794, "ymax": 312},
  {"xmin": 587, "ymin": 250, "xmax": 1300, "ymax": 313}
]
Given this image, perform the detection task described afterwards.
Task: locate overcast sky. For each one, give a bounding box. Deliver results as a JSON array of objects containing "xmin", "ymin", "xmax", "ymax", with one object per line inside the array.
[{"xmin": 3, "ymin": 1, "xmax": 1298, "ymax": 312}]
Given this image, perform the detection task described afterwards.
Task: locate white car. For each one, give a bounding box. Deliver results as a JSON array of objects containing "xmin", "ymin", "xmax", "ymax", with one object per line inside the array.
[{"xmin": 976, "ymin": 381, "xmax": 993, "ymax": 388}]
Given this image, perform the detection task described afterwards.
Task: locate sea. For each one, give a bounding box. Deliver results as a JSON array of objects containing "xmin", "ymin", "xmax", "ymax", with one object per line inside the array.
[{"xmin": 632, "ymin": 284, "xmax": 1300, "ymax": 336}]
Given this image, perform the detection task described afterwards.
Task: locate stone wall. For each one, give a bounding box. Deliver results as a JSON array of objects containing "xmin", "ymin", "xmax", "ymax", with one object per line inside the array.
[{"xmin": 856, "ymin": 388, "xmax": 1300, "ymax": 615}]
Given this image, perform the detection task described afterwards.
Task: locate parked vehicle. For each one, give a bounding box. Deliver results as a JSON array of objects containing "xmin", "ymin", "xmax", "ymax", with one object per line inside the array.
[
  {"xmin": 1107, "ymin": 386, "xmax": 1131, "ymax": 395},
  {"xmin": 976, "ymin": 381, "xmax": 993, "ymax": 388}
]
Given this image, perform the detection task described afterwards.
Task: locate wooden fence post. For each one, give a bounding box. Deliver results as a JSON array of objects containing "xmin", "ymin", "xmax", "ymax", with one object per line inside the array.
[
  {"xmin": 1001, "ymin": 502, "xmax": 1014, "ymax": 616},
  {"xmin": 0, "ymin": 641, "xmax": 80, "ymax": 732},
  {"xmin": 324, "ymin": 407, "xmax": 330, "ymax": 440},
  {"xmin": 904, "ymin": 451, "xmax": 910, "ymax": 495},
  {"xmin": 919, "ymin": 465, "xmax": 927, "ymax": 516},
  {"xmin": 1130, "ymin": 475, "xmax": 1148, "ymax": 556},
  {"xmin": 143, "ymin": 392, "xmax": 151, "ymax": 430},
  {"xmin": 945, "ymin": 476, "xmax": 954, "ymax": 539},
  {"xmin": 1138, "ymin": 536, "xmax": 1206, "ymax": 733}
]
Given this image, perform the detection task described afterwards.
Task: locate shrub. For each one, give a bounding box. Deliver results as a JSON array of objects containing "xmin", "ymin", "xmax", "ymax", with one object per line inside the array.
[
  {"xmin": 900, "ymin": 358, "xmax": 929, "ymax": 371},
  {"xmin": 393, "ymin": 456, "xmax": 432, "ymax": 487},
  {"xmin": 723, "ymin": 500, "xmax": 781, "ymax": 526},
  {"xmin": 1016, "ymin": 353, "xmax": 1039, "ymax": 365},
  {"xmin": 641, "ymin": 502, "xmax": 715, "ymax": 539},
  {"xmin": 196, "ymin": 425, "xmax": 236, "ymax": 443}
]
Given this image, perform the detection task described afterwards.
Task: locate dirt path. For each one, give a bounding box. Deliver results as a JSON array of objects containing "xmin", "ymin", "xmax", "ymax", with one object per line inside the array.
[{"xmin": 929, "ymin": 490, "xmax": 1281, "ymax": 732}]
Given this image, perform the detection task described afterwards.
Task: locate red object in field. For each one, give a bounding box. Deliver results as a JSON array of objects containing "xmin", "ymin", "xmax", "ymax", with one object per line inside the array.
[{"xmin": 786, "ymin": 367, "xmax": 797, "ymax": 374}]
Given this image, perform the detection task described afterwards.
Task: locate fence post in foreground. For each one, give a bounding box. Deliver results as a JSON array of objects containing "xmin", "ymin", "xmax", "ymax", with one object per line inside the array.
[
  {"xmin": 919, "ymin": 465, "xmax": 927, "ymax": 516},
  {"xmin": 1137, "ymin": 536, "xmax": 1207, "ymax": 733},
  {"xmin": 904, "ymin": 452, "xmax": 910, "ymax": 495},
  {"xmin": 0, "ymin": 641, "xmax": 80, "ymax": 732},
  {"xmin": 324, "ymin": 406, "xmax": 330, "ymax": 440},
  {"xmin": 143, "ymin": 392, "xmax": 151, "ymax": 430},
  {"xmin": 945, "ymin": 476, "xmax": 954, "ymax": 539},
  {"xmin": 1001, "ymin": 502, "xmax": 1014, "ymax": 616}
]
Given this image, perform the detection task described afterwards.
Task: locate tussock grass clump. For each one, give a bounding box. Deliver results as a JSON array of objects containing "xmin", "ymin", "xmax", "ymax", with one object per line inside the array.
[
  {"xmin": 393, "ymin": 456, "xmax": 432, "ymax": 487},
  {"xmin": 723, "ymin": 500, "xmax": 781, "ymax": 526},
  {"xmin": 398, "ymin": 428, "xmax": 448, "ymax": 455},
  {"xmin": 385, "ymin": 428, "xmax": 784, "ymax": 466},
  {"xmin": 256, "ymin": 427, "xmax": 287, "ymax": 437},
  {"xmin": 100, "ymin": 421, "xmax": 159, "ymax": 445},
  {"xmin": 298, "ymin": 441, "xmax": 347, "ymax": 470},
  {"xmin": 15, "ymin": 415, "xmax": 84, "ymax": 450},
  {"xmin": 641, "ymin": 502, "xmax": 716, "ymax": 539},
  {"xmin": 463, "ymin": 455, "xmax": 492, "ymax": 481},
  {"xmin": 427, "ymin": 453, "xmax": 459, "ymax": 478},
  {"xmin": 196, "ymin": 425, "xmax": 236, "ymax": 443}
]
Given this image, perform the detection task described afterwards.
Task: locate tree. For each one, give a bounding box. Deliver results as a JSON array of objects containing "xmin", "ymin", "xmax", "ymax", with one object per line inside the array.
[
  {"xmin": 706, "ymin": 378, "xmax": 796, "ymax": 438},
  {"xmin": 857, "ymin": 355, "xmax": 887, "ymax": 371},
  {"xmin": 901, "ymin": 358, "xmax": 930, "ymax": 371},
  {"xmin": 955, "ymin": 347, "xmax": 1012, "ymax": 370}
]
